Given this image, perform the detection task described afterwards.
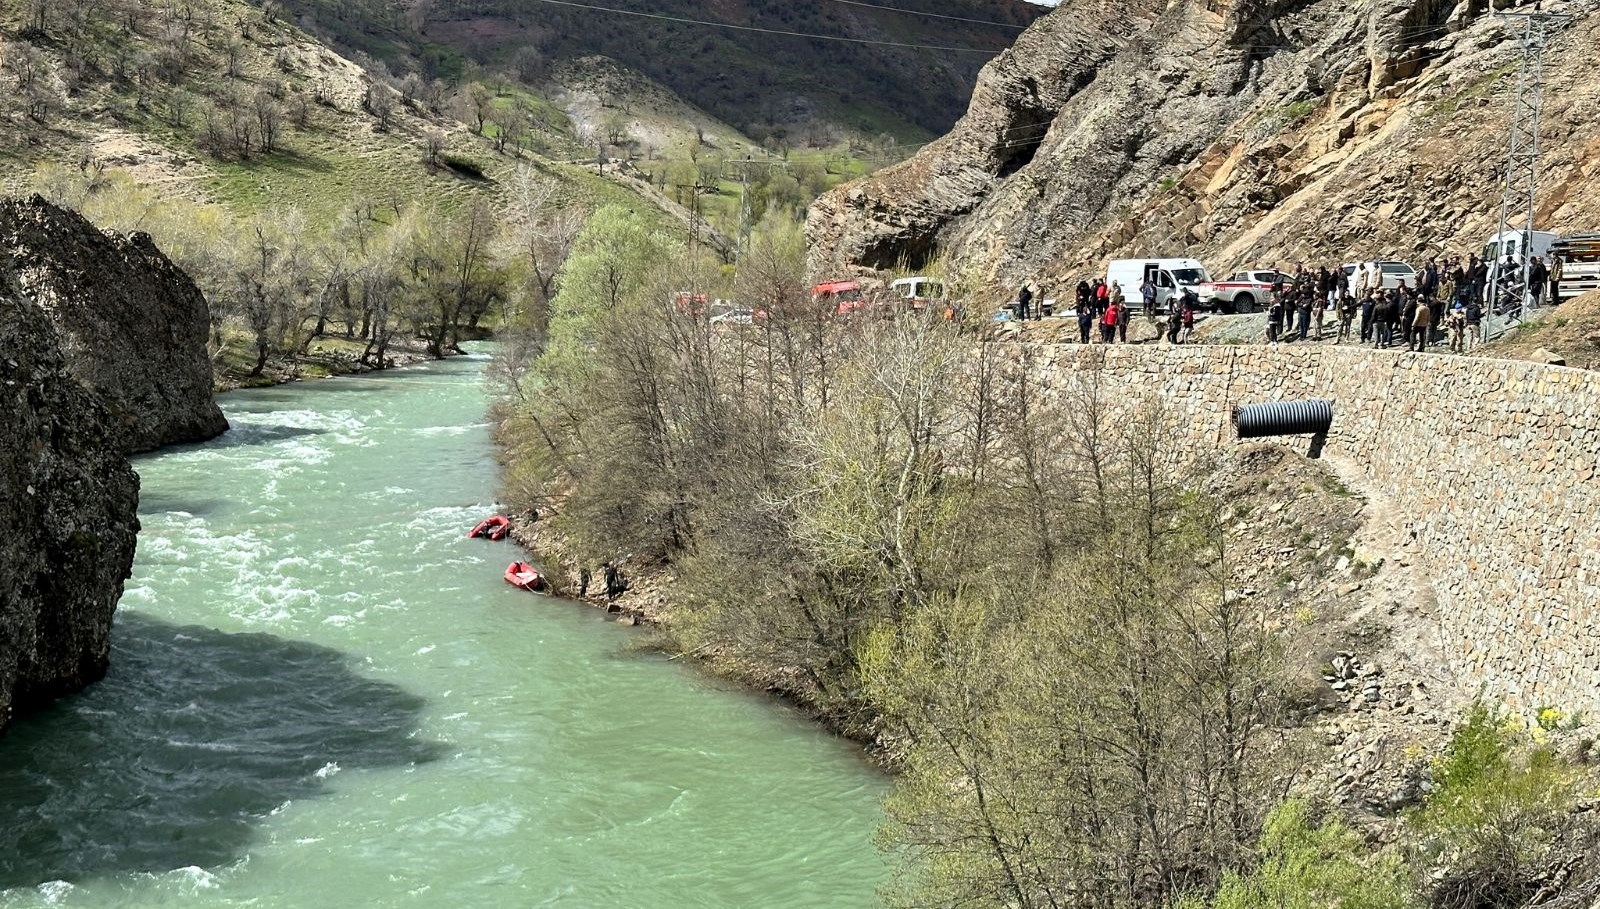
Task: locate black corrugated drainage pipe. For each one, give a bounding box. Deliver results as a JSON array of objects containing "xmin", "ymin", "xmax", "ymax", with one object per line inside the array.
[{"xmin": 1233, "ymin": 399, "xmax": 1334, "ymax": 457}]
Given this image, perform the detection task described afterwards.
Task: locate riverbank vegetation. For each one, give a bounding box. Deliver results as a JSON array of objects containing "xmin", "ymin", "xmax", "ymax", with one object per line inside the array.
[
  {"xmin": 493, "ymin": 211, "xmax": 1600, "ymax": 908},
  {"xmin": 32, "ymin": 162, "xmax": 597, "ymax": 386}
]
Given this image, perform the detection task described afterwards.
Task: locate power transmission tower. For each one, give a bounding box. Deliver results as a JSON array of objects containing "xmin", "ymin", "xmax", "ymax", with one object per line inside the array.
[
  {"xmin": 719, "ymin": 157, "xmax": 790, "ymax": 252},
  {"xmin": 1486, "ymin": 10, "xmax": 1568, "ymax": 336}
]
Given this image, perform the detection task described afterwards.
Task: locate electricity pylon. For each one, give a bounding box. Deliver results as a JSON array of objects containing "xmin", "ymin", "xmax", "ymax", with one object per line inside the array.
[{"xmin": 1487, "ymin": 10, "xmax": 1568, "ymax": 334}]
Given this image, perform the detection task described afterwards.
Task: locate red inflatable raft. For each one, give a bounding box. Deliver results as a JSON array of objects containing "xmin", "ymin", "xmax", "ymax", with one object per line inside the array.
[
  {"xmin": 468, "ymin": 515, "xmax": 511, "ymax": 541},
  {"xmin": 504, "ymin": 561, "xmax": 544, "ymax": 591}
]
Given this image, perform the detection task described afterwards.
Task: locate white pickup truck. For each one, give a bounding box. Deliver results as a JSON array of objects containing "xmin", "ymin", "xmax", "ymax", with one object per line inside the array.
[
  {"xmin": 1551, "ymin": 234, "xmax": 1600, "ymax": 302},
  {"xmin": 1195, "ymin": 269, "xmax": 1292, "ymax": 313}
]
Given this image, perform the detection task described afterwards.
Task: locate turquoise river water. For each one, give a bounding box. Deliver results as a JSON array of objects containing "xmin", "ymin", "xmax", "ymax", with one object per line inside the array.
[{"xmin": 0, "ymin": 350, "xmax": 888, "ymax": 907}]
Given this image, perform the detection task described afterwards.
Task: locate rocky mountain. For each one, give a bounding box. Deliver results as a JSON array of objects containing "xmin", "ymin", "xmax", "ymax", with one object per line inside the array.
[
  {"xmin": 0, "ymin": 197, "xmax": 228, "ymax": 453},
  {"xmin": 0, "ymin": 263, "xmax": 139, "ymax": 734},
  {"xmin": 276, "ymin": 0, "xmax": 1046, "ymax": 140},
  {"xmin": 807, "ymin": 0, "xmax": 1600, "ymax": 290}
]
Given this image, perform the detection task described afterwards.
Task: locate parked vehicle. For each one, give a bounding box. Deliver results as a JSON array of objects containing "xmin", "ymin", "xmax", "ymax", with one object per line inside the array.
[
  {"xmin": 1195, "ymin": 269, "xmax": 1292, "ymax": 313},
  {"xmin": 1550, "ymin": 234, "xmax": 1600, "ymax": 303},
  {"xmin": 889, "ymin": 276, "xmax": 946, "ymax": 308},
  {"xmin": 709, "ymin": 306, "xmax": 758, "ymax": 325},
  {"xmin": 813, "ymin": 280, "xmax": 867, "ymax": 315},
  {"xmin": 1481, "ymin": 229, "xmax": 1560, "ymax": 267},
  {"xmin": 671, "ymin": 291, "xmax": 709, "ymax": 315},
  {"xmin": 1341, "ymin": 261, "xmax": 1418, "ymax": 291},
  {"xmin": 1104, "ymin": 258, "xmax": 1211, "ymax": 313}
]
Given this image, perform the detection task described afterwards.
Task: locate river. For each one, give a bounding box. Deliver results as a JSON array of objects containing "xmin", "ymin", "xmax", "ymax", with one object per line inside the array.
[{"xmin": 0, "ymin": 350, "xmax": 888, "ymax": 907}]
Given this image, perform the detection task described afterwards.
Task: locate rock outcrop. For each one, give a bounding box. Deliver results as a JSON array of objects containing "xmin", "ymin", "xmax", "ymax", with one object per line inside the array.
[
  {"xmin": 0, "ymin": 196, "xmax": 227, "ymax": 453},
  {"xmin": 0, "ymin": 273, "xmax": 140, "ymax": 733},
  {"xmin": 808, "ymin": 0, "xmax": 1600, "ymax": 293}
]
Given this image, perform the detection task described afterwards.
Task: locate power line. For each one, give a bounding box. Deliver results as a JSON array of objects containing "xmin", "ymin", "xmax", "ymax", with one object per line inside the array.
[
  {"xmin": 827, "ymin": 0, "xmax": 1029, "ymax": 29},
  {"xmin": 520, "ymin": 0, "xmax": 1003, "ymax": 53}
]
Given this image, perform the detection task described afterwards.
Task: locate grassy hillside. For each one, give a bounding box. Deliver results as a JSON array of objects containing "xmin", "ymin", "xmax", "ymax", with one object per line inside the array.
[
  {"xmin": 0, "ymin": 0, "xmax": 681, "ymax": 223},
  {"xmin": 545, "ymin": 55, "xmax": 886, "ymax": 242},
  {"xmin": 0, "ymin": 0, "xmax": 704, "ymax": 387}
]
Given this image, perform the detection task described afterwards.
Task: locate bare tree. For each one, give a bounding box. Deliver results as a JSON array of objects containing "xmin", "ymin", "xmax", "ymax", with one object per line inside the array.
[
  {"xmin": 509, "ymin": 166, "xmax": 585, "ymax": 336},
  {"xmin": 602, "ymin": 110, "xmax": 629, "ymax": 149},
  {"xmin": 221, "ymin": 37, "xmax": 244, "ymax": 78},
  {"xmin": 397, "ymin": 72, "xmax": 423, "ymax": 107},
  {"xmin": 24, "ymin": 0, "xmax": 54, "ymax": 35},
  {"xmin": 253, "ymin": 90, "xmax": 282, "ymax": 153},
  {"xmin": 167, "ymin": 87, "xmax": 196, "ymax": 128},
  {"xmin": 454, "ymin": 82, "xmax": 493, "ymax": 135},
  {"xmin": 423, "ymin": 129, "xmax": 445, "ymax": 169},
  {"xmin": 364, "ymin": 82, "xmax": 398, "ymax": 132}
]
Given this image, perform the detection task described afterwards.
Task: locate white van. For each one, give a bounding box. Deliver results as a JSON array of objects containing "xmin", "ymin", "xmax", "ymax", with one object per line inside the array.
[
  {"xmin": 1482, "ymin": 229, "xmax": 1559, "ymax": 266},
  {"xmin": 889, "ymin": 276, "xmax": 945, "ymax": 306},
  {"xmin": 1105, "ymin": 258, "xmax": 1211, "ymax": 312}
]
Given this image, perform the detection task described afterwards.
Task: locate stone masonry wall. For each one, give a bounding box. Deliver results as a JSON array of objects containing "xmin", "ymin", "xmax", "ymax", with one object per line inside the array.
[{"xmin": 1024, "ymin": 344, "xmax": 1600, "ymax": 714}]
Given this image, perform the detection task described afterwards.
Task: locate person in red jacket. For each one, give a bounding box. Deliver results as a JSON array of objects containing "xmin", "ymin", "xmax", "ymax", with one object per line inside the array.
[{"xmin": 1100, "ymin": 301, "xmax": 1120, "ymax": 343}]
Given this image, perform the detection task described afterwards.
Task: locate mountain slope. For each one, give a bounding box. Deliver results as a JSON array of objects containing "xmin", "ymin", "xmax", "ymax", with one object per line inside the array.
[
  {"xmin": 274, "ymin": 0, "xmax": 1046, "ymax": 141},
  {"xmin": 0, "ymin": 0, "xmax": 686, "ymax": 225},
  {"xmin": 807, "ymin": 0, "xmax": 1600, "ymax": 289}
]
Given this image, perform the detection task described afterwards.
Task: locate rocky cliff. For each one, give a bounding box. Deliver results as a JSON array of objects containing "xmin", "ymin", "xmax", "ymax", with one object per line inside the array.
[
  {"xmin": 0, "ymin": 196, "xmax": 227, "ymax": 453},
  {"xmin": 0, "ymin": 274, "xmax": 140, "ymax": 734},
  {"xmin": 808, "ymin": 0, "xmax": 1600, "ymax": 290}
]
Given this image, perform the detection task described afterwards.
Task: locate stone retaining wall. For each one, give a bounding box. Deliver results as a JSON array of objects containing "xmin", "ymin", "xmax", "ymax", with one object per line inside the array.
[{"xmin": 1026, "ymin": 344, "xmax": 1600, "ymax": 714}]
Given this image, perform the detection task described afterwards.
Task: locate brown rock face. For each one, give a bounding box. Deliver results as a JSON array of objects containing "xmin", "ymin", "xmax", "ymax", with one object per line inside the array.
[
  {"xmin": 0, "ymin": 196, "xmax": 227, "ymax": 454},
  {"xmin": 808, "ymin": 0, "xmax": 1600, "ymax": 293},
  {"xmin": 0, "ymin": 272, "xmax": 139, "ymax": 733}
]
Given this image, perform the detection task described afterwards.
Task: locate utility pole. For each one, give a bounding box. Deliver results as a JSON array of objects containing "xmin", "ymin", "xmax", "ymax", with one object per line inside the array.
[
  {"xmin": 718, "ymin": 157, "xmax": 790, "ymax": 252},
  {"xmin": 1486, "ymin": 9, "xmax": 1568, "ymax": 338},
  {"xmin": 672, "ymin": 182, "xmax": 701, "ymax": 259}
]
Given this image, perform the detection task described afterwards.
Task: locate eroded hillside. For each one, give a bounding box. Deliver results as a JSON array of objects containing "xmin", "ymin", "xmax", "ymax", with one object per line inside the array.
[{"xmin": 808, "ymin": 0, "xmax": 1600, "ymax": 288}]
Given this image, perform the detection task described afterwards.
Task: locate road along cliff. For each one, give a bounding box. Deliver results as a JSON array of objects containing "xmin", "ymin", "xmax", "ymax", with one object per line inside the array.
[
  {"xmin": 0, "ymin": 196, "xmax": 227, "ymax": 453},
  {"xmin": 808, "ymin": 0, "xmax": 1600, "ymax": 289},
  {"xmin": 0, "ymin": 272, "xmax": 139, "ymax": 734}
]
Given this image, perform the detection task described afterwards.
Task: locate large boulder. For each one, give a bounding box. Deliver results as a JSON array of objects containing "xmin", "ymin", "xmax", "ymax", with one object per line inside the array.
[
  {"xmin": 0, "ymin": 272, "xmax": 140, "ymax": 733},
  {"xmin": 0, "ymin": 196, "xmax": 227, "ymax": 453}
]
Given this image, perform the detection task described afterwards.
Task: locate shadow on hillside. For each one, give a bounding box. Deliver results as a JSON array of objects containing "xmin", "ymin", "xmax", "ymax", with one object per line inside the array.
[
  {"xmin": 0, "ymin": 613, "xmax": 445, "ymax": 891},
  {"xmin": 226, "ymin": 147, "xmax": 335, "ymax": 176}
]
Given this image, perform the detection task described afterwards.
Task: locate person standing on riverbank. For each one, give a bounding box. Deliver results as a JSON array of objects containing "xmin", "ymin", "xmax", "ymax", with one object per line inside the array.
[{"xmin": 603, "ymin": 561, "xmax": 628, "ymax": 606}]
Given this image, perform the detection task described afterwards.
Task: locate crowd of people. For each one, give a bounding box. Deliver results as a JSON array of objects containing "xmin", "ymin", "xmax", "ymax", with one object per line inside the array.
[
  {"xmin": 1008, "ymin": 251, "xmax": 1568, "ymax": 354},
  {"xmin": 1010, "ymin": 277, "xmax": 1202, "ymax": 344}
]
